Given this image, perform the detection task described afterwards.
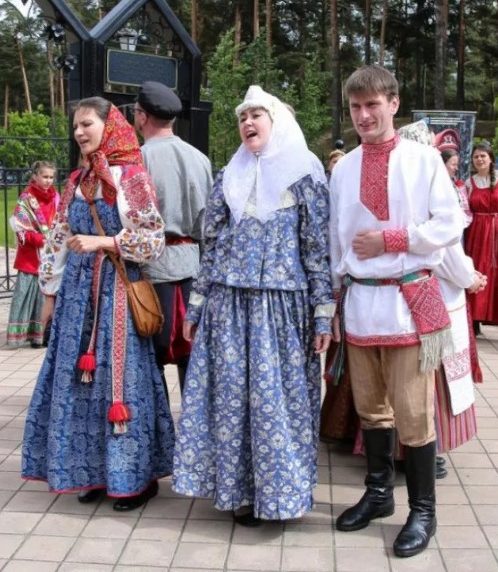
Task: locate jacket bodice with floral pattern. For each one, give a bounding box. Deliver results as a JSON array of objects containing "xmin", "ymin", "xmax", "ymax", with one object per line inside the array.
[{"xmin": 187, "ymin": 171, "xmax": 334, "ymax": 333}]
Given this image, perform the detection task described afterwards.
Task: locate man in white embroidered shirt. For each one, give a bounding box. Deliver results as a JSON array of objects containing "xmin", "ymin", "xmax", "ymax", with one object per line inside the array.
[{"xmin": 329, "ymin": 65, "xmax": 463, "ymax": 558}]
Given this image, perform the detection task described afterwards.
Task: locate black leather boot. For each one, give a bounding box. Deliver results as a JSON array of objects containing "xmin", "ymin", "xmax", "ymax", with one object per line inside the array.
[
  {"xmin": 393, "ymin": 441, "xmax": 437, "ymax": 557},
  {"xmin": 336, "ymin": 428, "xmax": 395, "ymax": 532}
]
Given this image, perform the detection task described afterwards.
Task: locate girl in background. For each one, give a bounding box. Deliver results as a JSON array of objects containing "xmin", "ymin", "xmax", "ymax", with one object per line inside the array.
[{"xmin": 7, "ymin": 161, "xmax": 59, "ymax": 348}]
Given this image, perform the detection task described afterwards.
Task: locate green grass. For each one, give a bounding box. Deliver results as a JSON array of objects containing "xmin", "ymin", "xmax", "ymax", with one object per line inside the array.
[{"xmin": 0, "ymin": 187, "xmax": 21, "ymax": 249}]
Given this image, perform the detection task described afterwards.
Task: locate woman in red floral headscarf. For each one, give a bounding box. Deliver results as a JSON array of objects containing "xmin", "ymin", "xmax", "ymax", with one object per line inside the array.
[{"xmin": 21, "ymin": 97, "xmax": 175, "ymax": 511}]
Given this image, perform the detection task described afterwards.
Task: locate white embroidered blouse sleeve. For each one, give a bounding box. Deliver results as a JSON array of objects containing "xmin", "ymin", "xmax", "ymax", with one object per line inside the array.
[
  {"xmin": 114, "ymin": 166, "xmax": 165, "ymax": 263},
  {"xmin": 38, "ymin": 194, "xmax": 72, "ymax": 296}
]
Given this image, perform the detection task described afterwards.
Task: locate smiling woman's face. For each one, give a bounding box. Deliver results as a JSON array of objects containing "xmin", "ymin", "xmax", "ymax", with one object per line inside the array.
[
  {"xmin": 73, "ymin": 107, "xmax": 106, "ymax": 156},
  {"xmin": 238, "ymin": 107, "xmax": 272, "ymax": 153}
]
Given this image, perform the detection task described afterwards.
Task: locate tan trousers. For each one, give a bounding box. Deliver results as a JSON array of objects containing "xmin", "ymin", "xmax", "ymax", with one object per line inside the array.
[{"xmin": 347, "ymin": 343, "xmax": 435, "ymax": 447}]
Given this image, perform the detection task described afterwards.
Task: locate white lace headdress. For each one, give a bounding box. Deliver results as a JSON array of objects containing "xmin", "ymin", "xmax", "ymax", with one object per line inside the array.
[{"xmin": 223, "ymin": 85, "xmax": 314, "ymax": 223}]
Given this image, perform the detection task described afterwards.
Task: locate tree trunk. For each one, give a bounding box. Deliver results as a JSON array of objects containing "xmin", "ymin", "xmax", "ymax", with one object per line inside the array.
[
  {"xmin": 330, "ymin": 0, "xmax": 341, "ymax": 140},
  {"xmin": 4, "ymin": 84, "xmax": 9, "ymax": 130},
  {"xmin": 434, "ymin": 0, "xmax": 448, "ymax": 108},
  {"xmin": 253, "ymin": 0, "xmax": 260, "ymax": 39},
  {"xmin": 47, "ymin": 42, "xmax": 55, "ymax": 114},
  {"xmin": 16, "ymin": 36, "xmax": 32, "ymax": 113},
  {"xmin": 59, "ymin": 70, "xmax": 65, "ymax": 114},
  {"xmin": 364, "ymin": 0, "xmax": 371, "ymax": 64},
  {"xmin": 234, "ymin": 1, "xmax": 242, "ymax": 62},
  {"xmin": 265, "ymin": 0, "xmax": 271, "ymax": 49},
  {"xmin": 191, "ymin": 0, "xmax": 198, "ymax": 43},
  {"xmin": 456, "ymin": 0, "xmax": 465, "ymax": 108},
  {"xmin": 378, "ymin": 0, "xmax": 388, "ymax": 65}
]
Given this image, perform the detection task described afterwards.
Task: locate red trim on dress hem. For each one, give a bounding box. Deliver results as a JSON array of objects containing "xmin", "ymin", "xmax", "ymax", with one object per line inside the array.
[{"xmin": 21, "ymin": 475, "xmax": 168, "ymax": 497}]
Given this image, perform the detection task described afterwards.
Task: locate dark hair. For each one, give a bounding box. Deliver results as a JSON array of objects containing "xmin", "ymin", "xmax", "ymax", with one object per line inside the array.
[
  {"xmin": 31, "ymin": 160, "xmax": 56, "ymax": 174},
  {"xmin": 440, "ymin": 149, "xmax": 459, "ymax": 165},
  {"xmin": 344, "ymin": 64, "xmax": 399, "ymax": 100},
  {"xmin": 471, "ymin": 143, "xmax": 496, "ymax": 187},
  {"xmin": 73, "ymin": 96, "xmax": 111, "ymax": 121}
]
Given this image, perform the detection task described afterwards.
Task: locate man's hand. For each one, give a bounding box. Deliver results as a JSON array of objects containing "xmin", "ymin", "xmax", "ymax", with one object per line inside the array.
[
  {"xmin": 314, "ymin": 333, "xmax": 332, "ymax": 354},
  {"xmin": 468, "ymin": 271, "xmax": 487, "ymax": 294},
  {"xmin": 67, "ymin": 234, "xmax": 112, "ymax": 253},
  {"xmin": 352, "ymin": 230, "xmax": 385, "ymax": 260},
  {"xmin": 183, "ymin": 320, "xmax": 197, "ymax": 342}
]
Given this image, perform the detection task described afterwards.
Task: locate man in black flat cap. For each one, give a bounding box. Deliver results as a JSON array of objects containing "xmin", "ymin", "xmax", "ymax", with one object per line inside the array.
[{"xmin": 134, "ymin": 80, "xmax": 212, "ymax": 393}]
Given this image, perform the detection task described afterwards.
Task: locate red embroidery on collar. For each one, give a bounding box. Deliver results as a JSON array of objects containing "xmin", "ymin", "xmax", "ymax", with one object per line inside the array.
[{"xmin": 360, "ymin": 134, "xmax": 400, "ymax": 221}]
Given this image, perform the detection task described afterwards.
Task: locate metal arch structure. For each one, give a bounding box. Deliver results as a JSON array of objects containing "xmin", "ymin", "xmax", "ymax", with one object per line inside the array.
[{"xmin": 31, "ymin": 0, "xmax": 211, "ymax": 161}]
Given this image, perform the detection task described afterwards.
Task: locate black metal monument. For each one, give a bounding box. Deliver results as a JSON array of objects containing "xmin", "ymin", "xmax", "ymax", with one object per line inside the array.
[{"xmin": 34, "ymin": 0, "xmax": 211, "ymax": 162}]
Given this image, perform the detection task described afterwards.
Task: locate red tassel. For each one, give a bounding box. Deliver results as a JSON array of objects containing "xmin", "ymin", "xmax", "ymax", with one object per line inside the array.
[
  {"xmin": 107, "ymin": 401, "xmax": 131, "ymax": 423},
  {"xmin": 78, "ymin": 352, "xmax": 96, "ymax": 372}
]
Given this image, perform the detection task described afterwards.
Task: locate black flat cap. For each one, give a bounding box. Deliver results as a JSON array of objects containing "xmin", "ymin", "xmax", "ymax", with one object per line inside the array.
[{"xmin": 137, "ymin": 81, "xmax": 182, "ymax": 120}]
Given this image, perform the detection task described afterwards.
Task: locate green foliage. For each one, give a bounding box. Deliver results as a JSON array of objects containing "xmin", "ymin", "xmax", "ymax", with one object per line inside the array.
[
  {"xmin": 0, "ymin": 108, "xmax": 69, "ymax": 169},
  {"xmin": 202, "ymin": 30, "xmax": 249, "ymax": 169}
]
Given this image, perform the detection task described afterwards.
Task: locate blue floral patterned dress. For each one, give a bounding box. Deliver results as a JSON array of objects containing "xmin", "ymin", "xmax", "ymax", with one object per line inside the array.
[
  {"xmin": 22, "ymin": 167, "xmax": 175, "ymax": 497},
  {"xmin": 172, "ymin": 172, "xmax": 333, "ymax": 519}
]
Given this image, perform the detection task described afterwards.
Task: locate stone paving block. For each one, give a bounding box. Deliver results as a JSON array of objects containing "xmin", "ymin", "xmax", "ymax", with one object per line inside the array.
[
  {"xmin": 0, "ymin": 471, "xmax": 24, "ymax": 491},
  {"xmin": 231, "ymin": 522, "xmax": 283, "ymax": 545},
  {"xmin": 482, "ymin": 440, "xmax": 498, "ymax": 453},
  {"xmin": 389, "ymin": 548, "xmax": 446, "ymax": 572},
  {"xmin": 334, "ymin": 526, "xmax": 385, "ymax": 548},
  {"xmin": 118, "ymin": 539, "xmax": 177, "ymax": 567},
  {"xmin": 0, "ymin": 455, "xmax": 21, "ymax": 472},
  {"xmin": 441, "ymin": 548, "xmax": 498, "ymax": 572},
  {"xmin": 483, "ymin": 526, "xmax": 498, "ymax": 549},
  {"xmin": 4, "ymin": 490, "xmax": 57, "ymax": 512},
  {"xmin": 474, "ymin": 505, "xmax": 498, "ymax": 525},
  {"xmin": 181, "ymin": 518, "xmax": 233, "ymax": 543},
  {"xmin": 286, "ymin": 503, "xmax": 332, "ymax": 525},
  {"xmin": 81, "ymin": 515, "xmax": 136, "ymax": 539},
  {"xmin": 140, "ymin": 496, "xmax": 192, "ymax": 520},
  {"xmin": 66, "ymin": 537, "xmax": 126, "ymax": 565},
  {"xmin": 3, "ymin": 561, "xmax": 59, "ymax": 571},
  {"xmin": 49, "ymin": 493, "xmax": 98, "ymax": 515},
  {"xmin": 15, "ymin": 534, "xmax": 76, "ymax": 561},
  {"xmin": 435, "ymin": 504, "xmax": 477, "ymax": 526},
  {"xmin": 436, "ymin": 525, "xmax": 489, "ymax": 548},
  {"xmin": 173, "ymin": 541, "xmax": 229, "ymax": 569},
  {"xmin": 281, "ymin": 545, "xmax": 334, "ymax": 571},
  {"xmin": 59, "ymin": 564, "xmax": 113, "ymax": 571},
  {"xmin": 465, "ymin": 485, "xmax": 498, "ymax": 504},
  {"xmin": 227, "ymin": 544, "xmax": 280, "ymax": 571},
  {"xmin": 284, "ymin": 523, "xmax": 333, "ymax": 547},
  {"xmin": 458, "ymin": 467, "xmax": 498, "ymax": 485},
  {"xmin": 188, "ymin": 498, "xmax": 232, "ymax": 520},
  {"xmin": 34, "ymin": 513, "xmax": 90, "ymax": 537},
  {"xmin": 0, "ymin": 534, "xmax": 24, "ymax": 559},
  {"xmin": 0, "ymin": 510, "xmax": 42, "ymax": 533},
  {"xmin": 335, "ymin": 547, "xmax": 390, "ymax": 572},
  {"xmin": 131, "ymin": 516, "xmax": 183, "ymax": 542}
]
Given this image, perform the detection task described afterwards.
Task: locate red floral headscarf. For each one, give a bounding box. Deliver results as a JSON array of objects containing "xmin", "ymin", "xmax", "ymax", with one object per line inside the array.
[{"xmin": 79, "ymin": 103, "xmax": 143, "ymax": 205}]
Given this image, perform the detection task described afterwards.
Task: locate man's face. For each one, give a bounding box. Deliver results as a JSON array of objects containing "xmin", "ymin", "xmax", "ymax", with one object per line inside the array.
[
  {"xmin": 133, "ymin": 104, "xmax": 148, "ymax": 134},
  {"xmin": 349, "ymin": 92, "xmax": 399, "ymax": 144}
]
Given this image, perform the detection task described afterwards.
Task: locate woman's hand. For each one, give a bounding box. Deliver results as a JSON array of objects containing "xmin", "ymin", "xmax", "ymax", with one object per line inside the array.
[
  {"xmin": 183, "ymin": 320, "xmax": 197, "ymax": 342},
  {"xmin": 331, "ymin": 313, "xmax": 341, "ymax": 342},
  {"xmin": 41, "ymin": 296, "xmax": 55, "ymax": 326},
  {"xmin": 67, "ymin": 235, "xmax": 115, "ymax": 253},
  {"xmin": 314, "ymin": 333, "xmax": 332, "ymax": 353}
]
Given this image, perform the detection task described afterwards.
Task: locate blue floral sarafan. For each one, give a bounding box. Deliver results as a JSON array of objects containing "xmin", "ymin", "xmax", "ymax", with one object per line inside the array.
[
  {"xmin": 22, "ymin": 196, "xmax": 175, "ymax": 497},
  {"xmin": 172, "ymin": 172, "xmax": 334, "ymax": 520}
]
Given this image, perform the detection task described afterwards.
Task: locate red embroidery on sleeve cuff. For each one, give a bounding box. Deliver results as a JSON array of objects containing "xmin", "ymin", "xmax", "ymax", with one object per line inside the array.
[{"xmin": 383, "ymin": 229, "xmax": 408, "ymax": 253}]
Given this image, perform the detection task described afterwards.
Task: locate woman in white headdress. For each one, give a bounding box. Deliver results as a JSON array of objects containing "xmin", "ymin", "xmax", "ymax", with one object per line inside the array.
[{"xmin": 172, "ymin": 86, "xmax": 334, "ymax": 524}]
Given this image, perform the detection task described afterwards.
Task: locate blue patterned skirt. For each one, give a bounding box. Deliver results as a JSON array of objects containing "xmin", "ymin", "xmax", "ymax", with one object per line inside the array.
[
  {"xmin": 173, "ymin": 284, "xmax": 321, "ymax": 519},
  {"xmin": 21, "ymin": 199, "xmax": 175, "ymax": 497}
]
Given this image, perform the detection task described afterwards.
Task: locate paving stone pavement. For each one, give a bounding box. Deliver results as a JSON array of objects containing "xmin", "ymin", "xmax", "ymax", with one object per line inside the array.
[{"xmin": 0, "ymin": 297, "xmax": 497, "ymax": 571}]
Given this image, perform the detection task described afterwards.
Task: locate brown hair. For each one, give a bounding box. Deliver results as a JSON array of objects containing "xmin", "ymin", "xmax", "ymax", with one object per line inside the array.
[
  {"xmin": 72, "ymin": 96, "xmax": 111, "ymax": 121},
  {"xmin": 31, "ymin": 160, "xmax": 56, "ymax": 175},
  {"xmin": 471, "ymin": 143, "xmax": 496, "ymax": 187},
  {"xmin": 344, "ymin": 64, "xmax": 399, "ymax": 100},
  {"xmin": 440, "ymin": 149, "xmax": 459, "ymax": 165}
]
